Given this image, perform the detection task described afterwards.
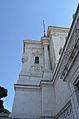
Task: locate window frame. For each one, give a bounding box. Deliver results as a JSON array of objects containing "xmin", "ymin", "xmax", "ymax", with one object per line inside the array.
[{"xmin": 35, "ymin": 56, "xmax": 39, "ymax": 64}]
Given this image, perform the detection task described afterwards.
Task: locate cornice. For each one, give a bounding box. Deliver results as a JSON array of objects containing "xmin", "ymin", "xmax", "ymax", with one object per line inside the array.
[
  {"xmin": 14, "ymin": 84, "xmax": 40, "ymax": 90},
  {"xmin": 60, "ymin": 30, "xmax": 79, "ymax": 81},
  {"xmin": 52, "ymin": 5, "xmax": 79, "ymax": 85},
  {"xmin": 23, "ymin": 40, "xmax": 42, "ymax": 45},
  {"xmin": 47, "ymin": 26, "xmax": 69, "ymax": 36}
]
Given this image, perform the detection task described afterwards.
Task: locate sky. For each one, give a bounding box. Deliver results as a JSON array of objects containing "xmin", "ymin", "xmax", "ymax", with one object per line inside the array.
[{"xmin": 0, "ymin": 0, "xmax": 79, "ymax": 112}]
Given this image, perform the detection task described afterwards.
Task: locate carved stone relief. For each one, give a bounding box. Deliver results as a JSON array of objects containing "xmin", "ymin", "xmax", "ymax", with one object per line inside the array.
[
  {"xmin": 56, "ymin": 102, "xmax": 74, "ymax": 119},
  {"xmin": 52, "ymin": 32, "xmax": 67, "ymax": 38},
  {"xmin": 32, "ymin": 48, "xmax": 43, "ymax": 56},
  {"xmin": 31, "ymin": 65, "xmax": 43, "ymax": 72},
  {"xmin": 60, "ymin": 30, "xmax": 79, "ymax": 80}
]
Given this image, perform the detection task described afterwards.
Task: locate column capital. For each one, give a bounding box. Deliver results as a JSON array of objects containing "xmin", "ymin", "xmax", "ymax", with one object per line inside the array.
[{"xmin": 41, "ymin": 36, "xmax": 49, "ymax": 46}]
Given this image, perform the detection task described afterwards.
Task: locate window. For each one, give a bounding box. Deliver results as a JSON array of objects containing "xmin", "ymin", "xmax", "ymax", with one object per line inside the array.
[{"xmin": 35, "ymin": 57, "xmax": 39, "ymax": 64}]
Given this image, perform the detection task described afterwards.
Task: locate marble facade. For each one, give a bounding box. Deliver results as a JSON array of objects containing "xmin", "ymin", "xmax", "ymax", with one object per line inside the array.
[{"xmin": 10, "ymin": 5, "xmax": 79, "ymax": 119}]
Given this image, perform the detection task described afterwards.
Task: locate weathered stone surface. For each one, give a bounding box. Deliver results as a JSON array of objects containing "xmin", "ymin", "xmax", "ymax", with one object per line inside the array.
[{"xmin": 10, "ymin": 5, "xmax": 79, "ymax": 119}]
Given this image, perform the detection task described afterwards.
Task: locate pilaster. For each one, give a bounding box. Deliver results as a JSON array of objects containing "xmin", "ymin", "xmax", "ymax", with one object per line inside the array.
[{"xmin": 41, "ymin": 36, "xmax": 50, "ymax": 72}]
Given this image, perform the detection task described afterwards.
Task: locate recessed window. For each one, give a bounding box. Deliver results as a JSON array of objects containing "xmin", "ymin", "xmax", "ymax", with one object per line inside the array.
[{"xmin": 35, "ymin": 57, "xmax": 39, "ymax": 64}]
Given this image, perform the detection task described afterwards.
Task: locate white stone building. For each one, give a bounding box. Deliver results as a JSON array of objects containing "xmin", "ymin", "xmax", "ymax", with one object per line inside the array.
[{"xmin": 10, "ymin": 4, "xmax": 79, "ymax": 119}]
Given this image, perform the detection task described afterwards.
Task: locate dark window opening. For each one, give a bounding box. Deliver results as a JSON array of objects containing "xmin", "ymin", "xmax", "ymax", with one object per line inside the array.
[{"xmin": 35, "ymin": 57, "xmax": 39, "ymax": 64}]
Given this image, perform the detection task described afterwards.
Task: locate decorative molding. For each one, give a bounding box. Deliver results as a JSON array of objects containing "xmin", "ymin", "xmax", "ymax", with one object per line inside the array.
[
  {"xmin": 39, "ymin": 116, "xmax": 54, "ymax": 119},
  {"xmin": 60, "ymin": 29, "xmax": 79, "ymax": 80},
  {"xmin": 31, "ymin": 65, "xmax": 43, "ymax": 72},
  {"xmin": 24, "ymin": 40, "xmax": 41, "ymax": 44},
  {"xmin": 73, "ymin": 75, "xmax": 79, "ymax": 86},
  {"xmin": 55, "ymin": 101, "xmax": 73, "ymax": 119},
  {"xmin": 41, "ymin": 36, "xmax": 49, "ymax": 46},
  {"xmin": 32, "ymin": 49, "xmax": 43, "ymax": 56},
  {"xmin": 14, "ymin": 84, "xmax": 40, "ymax": 90},
  {"xmin": 52, "ymin": 32, "xmax": 68, "ymax": 37},
  {"xmin": 48, "ymin": 26, "xmax": 69, "ymax": 36}
]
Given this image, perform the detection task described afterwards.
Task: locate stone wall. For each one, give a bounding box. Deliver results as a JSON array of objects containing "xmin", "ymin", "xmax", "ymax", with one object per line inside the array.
[
  {"xmin": 0, "ymin": 113, "xmax": 9, "ymax": 119},
  {"xmin": 55, "ymin": 101, "xmax": 74, "ymax": 119}
]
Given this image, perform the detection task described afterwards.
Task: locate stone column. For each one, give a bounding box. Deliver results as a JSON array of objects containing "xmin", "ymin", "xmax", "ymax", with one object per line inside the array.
[{"xmin": 42, "ymin": 37, "xmax": 50, "ymax": 71}]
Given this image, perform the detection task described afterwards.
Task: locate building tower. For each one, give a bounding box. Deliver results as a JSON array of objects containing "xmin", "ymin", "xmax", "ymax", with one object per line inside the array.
[{"xmin": 11, "ymin": 26, "xmax": 69, "ymax": 119}]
